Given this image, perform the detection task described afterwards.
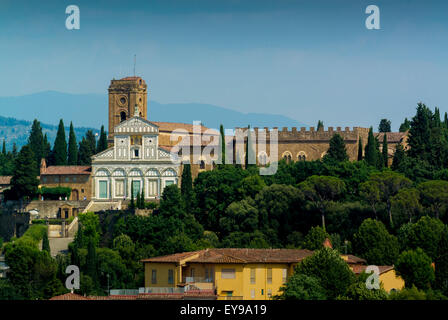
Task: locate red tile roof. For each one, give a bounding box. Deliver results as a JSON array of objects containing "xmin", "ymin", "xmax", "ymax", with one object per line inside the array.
[
  {"xmin": 351, "ymin": 264, "xmax": 394, "ymax": 275},
  {"xmin": 142, "ymin": 248, "xmax": 314, "ymax": 264},
  {"xmin": 154, "ymin": 121, "xmax": 218, "ymax": 135},
  {"xmin": 41, "ymin": 166, "xmax": 91, "ymax": 175},
  {"xmin": 49, "ymin": 293, "xmax": 90, "ymax": 300},
  {"xmin": 343, "ymin": 254, "xmax": 367, "ymax": 265},
  {"xmin": 374, "ymin": 132, "xmax": 408, "ymax": 143}
]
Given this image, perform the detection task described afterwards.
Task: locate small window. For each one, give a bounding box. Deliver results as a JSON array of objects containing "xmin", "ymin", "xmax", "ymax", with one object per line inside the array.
[
  {"xmin": 221, "ymin": 269, "xmax": 235, "ymax": 279},
  {"xmin": 134, "ymin": 149, "xmax": 139, "ymax": 157},
  {"xmin": 250, "ymin": 268, "xmax": 256, "ymax": 284},
  {"xmin": 267, "ymin": 268, "xmax": 272, "ymax": 284},
  {"xmin": 282, "ymin": 269, "xmax": 288, "ymax": 283},
  {"xmin": 250, "ymin": 289, "xmax": 255, "ymax": 299},
  {"xmin": 168, "ymin": 269, "xmax": 174, "ymax": 284},
  {"xmin": 81, "ymin": 189, "xmax": 85, "ymax": 193},
  {"xmin": 151, "ymin": 269, "xmax": 157, "ymax": 284}
]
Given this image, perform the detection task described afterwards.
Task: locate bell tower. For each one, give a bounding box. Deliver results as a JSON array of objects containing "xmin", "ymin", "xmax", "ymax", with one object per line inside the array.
[{"xmin": 108, "ymin": 76, "xmax": 148, "ymax": 142}]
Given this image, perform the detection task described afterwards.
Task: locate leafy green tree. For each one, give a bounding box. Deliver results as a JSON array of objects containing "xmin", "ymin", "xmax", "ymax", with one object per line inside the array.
[
  {"xmin": 359, "ymin": 180, "xmax": 381, "ymax": 219},
  {"xmin": 324, "ymin": 134, "xmax": 348, "ymax": 162},
  {"xmin": 86, "ymin": 238, "xmax": 98, "ymax": 286},
  {"xmin": 435, "ymin": 229, "xmax": 448, "ymax": 295},
  {"xmin": 67, "ymin": 122, "xmax": 78, "ymax": 165},
  {"xmin": 378, "ymin": 119, "xmax": 391, "ymax": 132},
  {"xmin": 42, "ymin": 231, "xmax": 50, "ymax": 253},
  {"xmin": 302, "ymin": 226, "xmax": 330, "ymax": 250},
  {"xmin": 390, "ymin": 188, "xmax": 421, "ymax": 224},
  {"xmin": 52, "ymin": 119, "xmax": 67, "ymax": 165},
  {"xmin": 10, "ymin": 145, "xmax": 40, "ymax": 200},
  {"xmin": 342, "ymin": 272, "xmax": 388, "ymax": 300},
  {"xmin": 389, "ymin": 285, "xmax": 427, "ymax": 300},
  {"xmin": 238, "ymin": 174, "xmax": 266, "ymax": 198},
  {"xmin": 299, "ymin": 175, "xmax": 345, "ymax": 230},
  {"xmin": 353, "ymin": 218, "xmax": 399, "ymax": 265},
  {"xmin": 401, "ymin": 216, "xmax": 446, "ymax": 260},
  {"xmin": 96, "ymin": 125, "xmax": 108, "ymax": 153},
  {"xmin": 112, "ymin": 234, "xmax": 136, "ymax": 262},
  {"xmin": 295, "ymin": 247, "xmax": 355, "ymax": 299},
  {"xmin": 418, "ymin": 180, "xmax": 448, "ymax": 220},
  {"xmin": 396, "ymin": 248, "xmax": 435, "ymax": 290},
  {"xmin": 28, "ymin": 119, "xmax": 44, "ymax": 172},
  {"xmin": 368, "ymin": 171, "xmax": 412, "ymax": 226},
  {"xmin": 275, "ymin": 274, "xmax": 326, "ymax": 300},
  {"xmin": 220, "ymin": 198, "xmax": 259, "ymax": 236}
]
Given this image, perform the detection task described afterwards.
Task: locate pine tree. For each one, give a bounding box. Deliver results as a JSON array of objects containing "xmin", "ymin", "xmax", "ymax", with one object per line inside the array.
[
  {"xmin": 52, "ymin": 119, "xmax": 67, "ymax": 165},
  {"xmin": 407, "ymin": 103, "xmax": 432, "ymax": 160},
  {"xmin": 219, "ymin": 124, "xmax": 226, "ymax": 165},
  {"xmin": 181, "ymin": 163, "xmax": 193, "ymax": 209},
  {"xmin": 382, "ymin": 134, "xmax": 388, "ymax": 168},
  {"xmin": 357, "ymin": 137, "xmax": 363, "ymax": 161},
  {"xmin": 68, "ymin": 122, "xmax": 78, "ymax": 165},
  {"xmin": 399, "ymin": 118, "xmax": 411, "ymax": 132},
  {"xmin": 325, "ymin": 133, "xmax": 348, "ymax": 162},
  {"xmin": 96, "ymin": 125, "xmax": 108, "ymax": 153},
  {"xmin": 10, "ymin": 145, "xmax": 39, "ymax": 199},
  {"xmin": 42, "ymin": 231, "xmax": 50, "ymax": 253},
  {"xmin": 391, "ymin": 144, "xmax": 405, "ymax": 171},
  {"xmin": 28, "ymin": 119, "xmax": 44, "ymax": 172},
  {"xmin": 444, "ymin": 112, "xmax": 448, "ymax": 129},
  {"xmin": 364, "ymin": 127, "xmax": 377, "ymax": 167},
  {"xmin": 378, "ymin": 119, "xmax": 391, "ymax": 132}
]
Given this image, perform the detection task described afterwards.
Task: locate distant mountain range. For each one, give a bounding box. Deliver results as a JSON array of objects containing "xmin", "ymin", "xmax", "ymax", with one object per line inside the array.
[{"xmin": 0, "ymin": 91, "xmax": 306, "ymax": 150}]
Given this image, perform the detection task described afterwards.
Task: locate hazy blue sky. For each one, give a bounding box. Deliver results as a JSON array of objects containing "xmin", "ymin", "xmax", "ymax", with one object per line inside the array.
[{"xmin": 1, "ymin": 0, "xmax": 448, "ymax": 129}]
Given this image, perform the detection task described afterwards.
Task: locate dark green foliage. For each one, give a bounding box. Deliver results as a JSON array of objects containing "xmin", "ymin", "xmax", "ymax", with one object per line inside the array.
[
  {"xmin": 317, "ymin": 120, "xmax": 324, "ymax": 131},
  {"xmin": 96, "ymin": 125, "xmax": 108, "ymax": 153},
  {"xmin": 364, "ymin": 127, "xmax": 377, "ymax": 167},
  {"xmin": 67, "ymin": 122, "xmax": 78, "ymax": 165},
  {"xmin": 382, "ymin": 134, "xmax": 388, "ymax": 167},
  {"xmin": 77, "ymin": 130, "xmax": 97, "ymax": 165},
  {"xmin": 219, "ymin": 124, "xmax": 226, "ymax": 165},
  {"xmin": 38, "ymin": 186, "xmax": 71, "ymax": 200},
  {"xmin": 302, "ymin": 226, "xmax": 330, "ymax": 250},
  {"xmin": 86, "ymin": 238, "xmax": 98, "ymax": 285},
  {"xmin": 181, "ymin": 163, "xmax": 193, "ymax": 209},
  {"xmin": 10, "ymin": 145, "xmax": 40, "ymax": 200},
  {"xmin": 357, "ymin": 137, "xmax": 363, "ymax": 161},
  {"xmin": 28, "ymin": 119, "xmax": 44, "ymax": 172},
  {"xmin": 295, "ymin": 248, "xmax": 355, "ymax": 299},
  {"xmin": 391, "ymin": 143, "xmax": 405, "ymax": 170},
  {"xmin": 396, "ymin": 248, "xmax": 435, "ymax": 290},
  {"xmin": 353, "ymin": 218, "xmax": 399, "ymax": 265},
  {"xmin": 324, "ymin": 134, "xmax": 348, "ymax": 162},
  {"xmin": 418, "ymin": 180, "xmax": 448, "ymax": 220},
  {"xmin": 435, "ymin": 230, "xmax": 448, "ymax": 294},
  {"xmin": 42, "ymin": 232, "xmax": 50, "ymax": 253},
  {"xmin": 275, "ymin": 273, "xmax": 326, "ymax": 300},
  {"xmin": 342, "ymin": 273, "xmax": 388, "ymax": 300},
  {"xmin": 399, "ymin": 118, "xmax": 411, "ymax": 132},
  {"xmin": 52, "ymin": 119, "xmax": 67, "ymax": 165},
  {"xmin": 378, "ymin": 119, "xmax": 391, "ymax": 133}
]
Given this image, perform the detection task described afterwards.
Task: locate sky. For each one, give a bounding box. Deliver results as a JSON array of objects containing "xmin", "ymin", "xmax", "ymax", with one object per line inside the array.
[{"xmin": 1, "ymin": 0, "xmax": 448, "ymax": 130}]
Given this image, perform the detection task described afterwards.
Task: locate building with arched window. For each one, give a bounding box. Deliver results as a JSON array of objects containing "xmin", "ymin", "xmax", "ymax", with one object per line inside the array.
[{"xmin": 91, "ymin": 113, "xmax": 180, "ymax": 201}]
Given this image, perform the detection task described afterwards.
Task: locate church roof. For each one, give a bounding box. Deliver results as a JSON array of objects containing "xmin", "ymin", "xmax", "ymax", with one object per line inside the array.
[{"xmin": 41, "ymin": 166, "xmax": 91, "ymax": 175}]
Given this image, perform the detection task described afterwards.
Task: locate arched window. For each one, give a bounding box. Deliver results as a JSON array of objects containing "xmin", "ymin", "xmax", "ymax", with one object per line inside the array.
[
  {"xmin": 120, "ymin": 111, "xmax": 126, "ymax": 122},
  {"xmin": 297, "ymin": 151, "xmax": 307, "ymax": 161},
  {"xmin": 258, "ymin": 152, "xmax": 268, "ymax": 166},
  {"xmin": 282, "ymin": 152, "xmax": 292, "ymax": 164},
  {"xmin": 200, "ymin": 160, "xmax": 205, "ymax": 169}
]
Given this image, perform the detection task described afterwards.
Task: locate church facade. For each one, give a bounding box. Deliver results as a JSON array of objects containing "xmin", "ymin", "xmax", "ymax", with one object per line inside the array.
[{"xmin": 91, "ymin": 112, "xmax": 180, "ymax": 201}]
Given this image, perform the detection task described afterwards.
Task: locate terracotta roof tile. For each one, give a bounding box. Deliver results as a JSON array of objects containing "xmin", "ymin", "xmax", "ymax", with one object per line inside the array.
[
  {"xmin": 374, "ymin": 132, "xmax": 408, "ymax": 143},
  {"xmin": 351, "ymin": 264, "xmax": 394, "ymax": 275},
  {"xmin": 153, "ymin": 121, "xmax": 218, "ymax": 135},
  {"xmin": 49, "ymin": 293, "xmax": 90, "ymax": 300},
  {"xmin": 342, "ymin": 254, "xmax": 367, "ymax": 265},
  {"xmin": 41, "ymin": 166, "xmax": 91, "ymax": 175}
]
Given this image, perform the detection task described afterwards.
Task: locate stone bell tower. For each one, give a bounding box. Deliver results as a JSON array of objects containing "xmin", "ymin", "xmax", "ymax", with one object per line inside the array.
[{"xmin": 108, "ymin": 76, "xmax": 148, "ymax": 142}]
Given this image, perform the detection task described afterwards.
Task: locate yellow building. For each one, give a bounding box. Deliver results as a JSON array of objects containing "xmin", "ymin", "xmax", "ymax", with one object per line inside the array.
[
  {"xmin": 142, "ymin": 248, "xmax": 314, "ymax": 300},
  {"xmin": 142, "ymin": 248, "xmax": 405, "ymax": 300}
]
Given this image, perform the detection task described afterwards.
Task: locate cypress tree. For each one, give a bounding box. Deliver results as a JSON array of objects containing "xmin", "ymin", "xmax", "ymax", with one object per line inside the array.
[
  {"xmin": 444, "ymin": 112, "xmax": 448, "ymax": 129},
  {"xmin": 10, "ymin": 145, "xmax": 39, "ymax": 199},
  {"xmin": 129, "ymin": 183, "xmax": 135, "ymax": 210},
  {"xmin": 68, "ymin": 122, "xmax": 78, "ymax": 165},
  {"xmin": 43, "ymin": 133, "xmax": 51, "ymax": 160},
  {"xmin": 399, "ymin": 118, "xmax": 411, "ymax": 132},
  {"xmin": 391, "ymin": 144, "xmax": 405, "ymax": 171},
  {"xmin": 325, "ymin": 133, "xmax": 348, "ymax": 162},
  {"xmin": 181, "ymin": 163, "xmax": 193, "ymax": 209},
  {"xmin": 317, "ymin": 120, "xmax": 324, "ymax": 131},
  {"xmin": 408, "ymin": 103, "xmax": 432, "ymax": 160},
  {"xmin": 42, "ymin": 231, "xmax": 50, "ymax": 253},
  {"xmin": 364, "ymin": 127, "xmax": 377, "ymax": 167},
  {"xmin": 140, "ymin": 188, "xmax": 145, "ymax": 209},
  {"xmin": 382, "ymin": 134, "xmax": 388, "ymax": 168},
  {"xmin": 86, "ymin": 238, "xmax": 98, "ymax": 285},
  {"xmin": 219, "ymin": 124, "xmax": 226, "ymax": 165},
  {"xmin": 86, "ymin": 130, "xmax": 97, "ymax": 156},
  {"xmin": 375, "ymin": 136, "xmax": 383, "ymax": 169},
  {"xmin": 245, "ymin": 126, "xmax": 255, "ymax": 168},
  {"xmin": 96, "ymin": 125, "xmax": 108, "ymax": 153},
  {"xmin": 28, "ymin": 119, "xmax": 44, "ymax": 172},
  {"xmin": 52, "ymin": 119, "xmax": 67, "ymax": 165},
  {"xmin": 12, "ymin": 143, "xmax": 17, "ymax": 158},
  {"xmin": 2, "ymin": 139, "xmax": 6, "ymax": 155},
  {"xmin": 434, "ymin": 107, "xmax": 441, "ymax": 127},
  {"xmin": 357, "ymin": 137, "xmax": 363, "ymax": 161}
]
